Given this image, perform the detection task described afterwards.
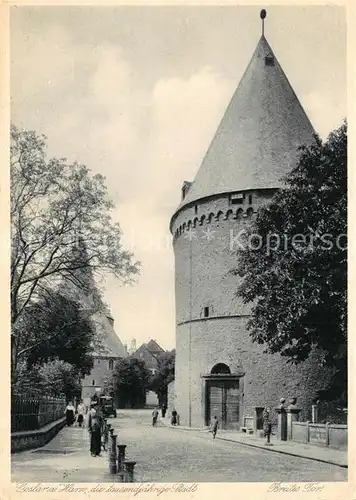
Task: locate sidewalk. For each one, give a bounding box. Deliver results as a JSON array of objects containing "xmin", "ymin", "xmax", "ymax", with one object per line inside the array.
[
  {"xmin": 12, "ymin": 424, "xmax": 118, "ymax": 482},
  {"xmin": 160, "ymin": 419, "xmax": 347, "ymax": 468}
]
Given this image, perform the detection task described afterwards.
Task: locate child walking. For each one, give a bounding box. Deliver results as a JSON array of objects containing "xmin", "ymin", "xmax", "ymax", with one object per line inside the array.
[{"xmin": 212, "ymin": 416, "xmax": 219, "ymax": 439}]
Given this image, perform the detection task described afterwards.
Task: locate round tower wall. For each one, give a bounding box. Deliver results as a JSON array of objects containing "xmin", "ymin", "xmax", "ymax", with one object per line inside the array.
[{"xmin": 172, "ymin": 192, "xmax": 333, "ymax": 427}]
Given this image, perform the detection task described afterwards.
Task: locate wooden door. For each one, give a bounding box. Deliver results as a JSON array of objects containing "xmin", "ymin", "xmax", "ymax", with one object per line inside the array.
[{"xmin": 206, "ymin": 379, "xmax": 240, "ymax": 429}]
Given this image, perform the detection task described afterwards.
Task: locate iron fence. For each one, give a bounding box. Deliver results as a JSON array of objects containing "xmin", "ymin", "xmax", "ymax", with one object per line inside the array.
[{"xmin": 11, "ymin": 395, "xmax": 67, "ymax": 432}]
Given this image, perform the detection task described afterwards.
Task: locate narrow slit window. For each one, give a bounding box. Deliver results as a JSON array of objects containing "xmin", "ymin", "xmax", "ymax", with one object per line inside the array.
[
  {"xmin": 204, "ymin": 306, "xmax": 210, "ymax": 318},
  {"xmin": 248, "ymin": 194, "xmax": 253, "ymax": 205},
  {"xmin": 92, "ymin": 380, "xmax": 95, "ymax": 386}
]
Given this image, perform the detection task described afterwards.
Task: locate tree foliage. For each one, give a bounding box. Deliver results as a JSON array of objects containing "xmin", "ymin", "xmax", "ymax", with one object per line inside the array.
[
  {"xmin": 235, "ymin": 122, "xmax": 347, "ymax": 401},
  {"xmin": 13, "ymin": 290, "xmax": 95, "ymax": 377},
  {"xmin": 11, "ymin": 124, "xmax": 139, "ymax": 376},
  {"xmin": 107, "ymin": 357, "xmax": 151, "ymax": 408},
  {"xmin": 150, "ymin": 350, "xmax": 175, "ymax": 403},
  {"xmin": 11, "ymin": 124, "xmax": 139, "ymax": 327},
  {"xmin": 12, "ymin": 359, "xmax": 82, "ymax": 400}
]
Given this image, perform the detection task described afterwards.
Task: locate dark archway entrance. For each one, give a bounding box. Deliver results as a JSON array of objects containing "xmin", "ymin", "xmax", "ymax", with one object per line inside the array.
[
  {"xmin": 211, "ymin": 363, "xmax": 231, "ymax": 374},
  {"xmin": 203, "ymin": 364, "xmax": 244, "ymax": 430}
]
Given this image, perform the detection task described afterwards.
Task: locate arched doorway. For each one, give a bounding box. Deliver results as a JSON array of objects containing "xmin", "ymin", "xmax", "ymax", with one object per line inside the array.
[
  {"xmin": 211, "ymin": 363, "xmax": 231, "ymax": 374},
  {"xmin": 204, "ymin": 364, "xmax": 243, "ymax": 430}
]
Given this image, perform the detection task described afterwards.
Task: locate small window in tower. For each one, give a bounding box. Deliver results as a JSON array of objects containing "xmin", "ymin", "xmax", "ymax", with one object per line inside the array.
[
  {"xmin": 248, "ymin": 194, "xmax": 253, "ymax": 205},
  {"xmin": 230, "ymin": 193, "xmax": 244, "ymax": 205},
  {"xmin": 92, "ymin": 380, "xmax": 95, "ymax": 386},
  {"xmin": 265, "ymin": 56, "xmax": 275, "ymax": 66},
  {"xmin": 109, "ymin": 359, "xmax": 114, "ymax": 370},
  {"xmin": 194, "ymin": 205, "xmax": 198, "ymax": 215},
  {"xmin": 97, "ymin": 359, "xmax": 100, "ymax": 365},
  {"xmin": 204, "ymin": 306, "xmax": 210, "ymax": 318}
]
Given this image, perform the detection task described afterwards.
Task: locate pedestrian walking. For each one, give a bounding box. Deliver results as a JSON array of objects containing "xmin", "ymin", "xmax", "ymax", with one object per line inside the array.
[
  {"xmin": 152, "ymin": 407, "xmax": 159, "ymax": 426},
  {"xmin": 263, "ymin": 406, "xmax": 272, "ymax": 445},
  {"xmin": 211, "ymin": 416, "xmax": 219, "ymax": 439},
  {"xmin": 88, "ymin": 401, "xmax": 102, "ymax": 456},
  {"xmin": 76, "ymin": 400, "xmax": 86, "ymax": 428},
  {"xmin": 171, "ymin": 409, "xmax": 177, "ymax": 426},
  {"xmin": 161, "ymin": 404, "xmax": 167, "ymax": 418},
  {"xmin": 65, "ymin": 401, "xmax": 75, "ymax": 426}
]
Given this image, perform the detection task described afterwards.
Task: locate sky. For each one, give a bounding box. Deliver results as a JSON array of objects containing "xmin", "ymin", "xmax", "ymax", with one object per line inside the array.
[{"xmin": 10, "ymin": 5, "xmax": 346, "ymax": 351}]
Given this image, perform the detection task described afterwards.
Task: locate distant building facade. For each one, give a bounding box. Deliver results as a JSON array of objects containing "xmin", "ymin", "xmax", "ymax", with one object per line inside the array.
[
  {"xmin": 61, "ymin": 237, "xmax": 128, "ymax": 408},
  {"xmin": 131, "ymin": 339, "xmax": 165, "ymax": 407},
  {"xmin": 131, "ymin": 339, "xmax": 165, "ymax": 376},
  {"xmin": 81, "ymin": 309, "xmax": 128, "ymax": 407}
]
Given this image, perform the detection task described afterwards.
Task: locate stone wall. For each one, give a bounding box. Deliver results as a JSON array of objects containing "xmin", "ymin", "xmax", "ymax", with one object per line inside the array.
[
  {"xmin": 172, "ymin": 192, "xmax": 333, "ymax": 428},
  {"xmin": 291, "ymin": 421, "xmax": 347, "ymax": 449},
  {"xmin": 167, "ymin": 380, "xmax": 176, "ymax": 415},
  {"xmin": 11, "ymin": 417, "xmax": 66, "ymax": 453}
]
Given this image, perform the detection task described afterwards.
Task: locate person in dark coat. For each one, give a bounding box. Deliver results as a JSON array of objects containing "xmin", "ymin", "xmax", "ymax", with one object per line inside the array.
[
  {"xmin": 88, "ymin": 402, "xmax": 102, "ymax": 456},
  {"xmin": 161, "ymin": 404, "xmax": 167, "ymax": 418},
  {"xmin": 171, "ymin": 409, "xmax": 177, "ymax": 426},
  {"xmin": 263, "ymin": 406, "xmax": 272, "ymax": 445},
  {"xmin": 65, "ymin": 402, "xmax": 75, "ymax": 426}
]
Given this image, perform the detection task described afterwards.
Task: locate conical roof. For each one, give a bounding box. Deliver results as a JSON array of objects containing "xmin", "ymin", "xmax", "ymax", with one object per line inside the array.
[
  {"xmin": 60, "ymin": 239, "xmax": 127, "ymax": 359},
  {"xmin": 175, "ymin": 35, "xmax": 315, "ymax": 212},
  {"xmin": 90, "ymin": 309, "xmax": 128, "ymax": 358}
]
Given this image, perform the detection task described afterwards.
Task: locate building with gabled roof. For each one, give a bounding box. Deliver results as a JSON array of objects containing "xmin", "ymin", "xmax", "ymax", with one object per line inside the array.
[
  {"xmin": 60, "ymin": 237, "xmax": 127, "ymax": 405},
  {"xmin": 131, "ymin": 339, "xmax": 165, "ymax": 375},
  {"xmin": 170, "ymin": 12, "xmax": 332, "ymax": 429}
]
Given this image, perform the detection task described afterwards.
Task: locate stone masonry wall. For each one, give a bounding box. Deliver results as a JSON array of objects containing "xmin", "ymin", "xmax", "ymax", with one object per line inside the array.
[
  {"xmin": 172, "ymin": 191, "xmax": 333, "ymax": 427},
  {"xmin": 81, "ymin": 356, "xmax": 118, "ymax": 405}
]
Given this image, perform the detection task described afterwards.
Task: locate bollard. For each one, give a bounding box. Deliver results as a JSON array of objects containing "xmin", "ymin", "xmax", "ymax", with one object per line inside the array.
[
  {"xmin": 117, "ymin": 444, "xmax": 127, "ymax": 473},
  {"xmin": 107, "ymin": 427, "xmax": 113, "ymax": 453},
  {"xmin": 117, "ymin": 471, "xmax": 125, "ymax": 482},
  {"xmin": 109, "ymin": 434, "xmax": 117, "ymax": 474},
  {"xmin": 123, "ymin": 460, "xmax": 136, "ymax": 483}
]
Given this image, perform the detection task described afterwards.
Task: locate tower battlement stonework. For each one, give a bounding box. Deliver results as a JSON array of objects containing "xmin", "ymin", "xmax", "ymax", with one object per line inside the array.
[{"xmin": 170, "ymin": 27, "xmax": 332, "ymax": 429}]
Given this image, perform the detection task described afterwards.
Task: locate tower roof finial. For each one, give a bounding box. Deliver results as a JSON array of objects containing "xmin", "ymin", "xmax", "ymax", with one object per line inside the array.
[{"xmin": 260, "ymin": 9, "xmax": 267, "ymax": 37}]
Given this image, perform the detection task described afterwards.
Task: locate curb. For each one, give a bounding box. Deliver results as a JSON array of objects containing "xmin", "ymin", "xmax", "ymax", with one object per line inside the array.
[
  {"xmin": 217, "ymin": 436, "xmax": 348, "ymax": 469},
  {"xmin": 164, "ymin": 422, "xmax": 348, "ymax": 469}
]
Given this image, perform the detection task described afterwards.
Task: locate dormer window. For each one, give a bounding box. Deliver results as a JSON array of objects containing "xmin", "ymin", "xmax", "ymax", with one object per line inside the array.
[
  {"xmin": 265, "ymin": 55, "xmax": 274, "ymax": 66},
  {"xmin": 182, "ymin": 181, "xmax": 192, "ymax": 200}
]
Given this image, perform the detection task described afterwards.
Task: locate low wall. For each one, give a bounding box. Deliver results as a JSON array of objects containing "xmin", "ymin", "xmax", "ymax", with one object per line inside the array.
[
  {"xmin": 11, "ymin": 417, "xmax": 66, "ymax": 453},
  {"xmin": 167, "ymin": 380, "xmax": 176, "ymax": 414},
  {"xmin": 291, "ymin": 421, "xmax": 347, "ymax": 449}
]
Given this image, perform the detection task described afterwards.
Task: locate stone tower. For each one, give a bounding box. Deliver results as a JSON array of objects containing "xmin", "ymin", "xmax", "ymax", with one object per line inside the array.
[
  {"xmin": 61, "ymin": 236, "xmax": 127, "ymax": 404},
  {"xmin": 170, "ymin": 19, "xmax": 331, "ymax": 429}
]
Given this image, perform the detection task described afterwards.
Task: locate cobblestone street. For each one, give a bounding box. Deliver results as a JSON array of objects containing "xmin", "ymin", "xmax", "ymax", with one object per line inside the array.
[{"xmin": 12, "ymin": 409, "xmax": 347, "ymax": 483}]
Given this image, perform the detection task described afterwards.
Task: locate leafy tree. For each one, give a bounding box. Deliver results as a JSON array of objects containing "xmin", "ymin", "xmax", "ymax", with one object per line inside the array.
[
  {"xmin": 235, "ymin": 122, "xmax": 347, "ymax": 402},
  {"xmin": 12, "ymin": 359, "xmax": 81, "ymax": 400},
  {"xmin": 13, "ymin": 290, "xmax": 95, "ymax": 378},
  {"xmin": 38, "ymin": 360, "xmax": 82, "ymax": 401},
  {"xmin": 11, "ymin": 125, "xmax": 139, "ymax": 371},
  {"xmin": 108, "ymin": 357, "xmax": 151, "ymax": 408},
  {"xmin": 150, "ymin": 350, "xmax": 175, "ymax": 405}
]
